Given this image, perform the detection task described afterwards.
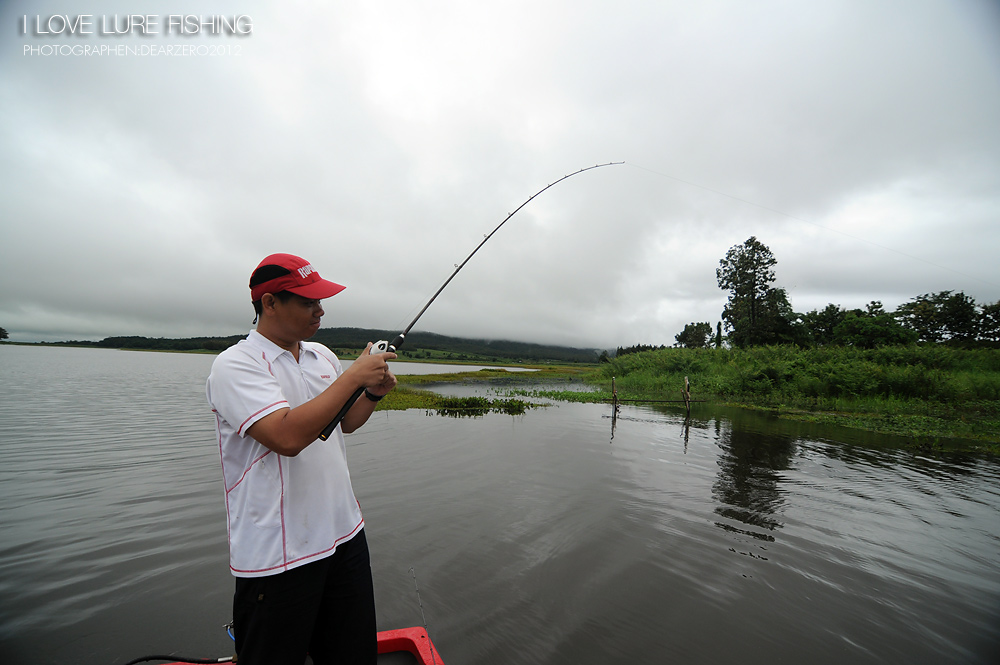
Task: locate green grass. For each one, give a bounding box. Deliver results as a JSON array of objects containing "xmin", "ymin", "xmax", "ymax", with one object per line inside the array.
[
  {"xmin": 350, "ymin": 347, "xmax": 1000, "ymax": 453},
  {"xmin": 370, "ymin": 364, "xmax": 597, "ymax": 416},
  {"xmin": 375, "ymin": 386, "xmax": 538, "ymax": 417},
  {"xmin": 371, "ymin": 369, "xmax": 557, "ymax": 416},
  {"xmin": 391, "ymin": 365, "xmax": 591, "ymax": 388},
  {"xmin": 588, "ymin": 345, "xmax": 1000, "ymax": 452}
]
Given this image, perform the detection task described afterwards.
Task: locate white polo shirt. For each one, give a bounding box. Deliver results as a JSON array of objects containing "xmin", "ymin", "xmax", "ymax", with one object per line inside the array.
[{"xmin": 206, "ymin": 330, "xmax": 364, "ymax": 577}]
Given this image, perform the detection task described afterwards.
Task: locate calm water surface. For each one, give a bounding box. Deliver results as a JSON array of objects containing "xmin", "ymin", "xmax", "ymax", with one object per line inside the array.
[{"xmin": 1, "ymin": 345, "xmax": 998, "ymax": 664}]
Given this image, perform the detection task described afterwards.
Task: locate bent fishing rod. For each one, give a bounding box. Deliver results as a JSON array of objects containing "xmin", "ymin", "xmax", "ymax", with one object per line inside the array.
[{"xmin": 318, "ymin": 161, "xmax": 623, "ymax": 441}]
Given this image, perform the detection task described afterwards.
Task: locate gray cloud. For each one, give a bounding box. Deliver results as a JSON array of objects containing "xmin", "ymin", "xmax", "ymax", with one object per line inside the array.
[{"xmin": 2, "ymin": 0, "xmax": 998, "ymax": 349}]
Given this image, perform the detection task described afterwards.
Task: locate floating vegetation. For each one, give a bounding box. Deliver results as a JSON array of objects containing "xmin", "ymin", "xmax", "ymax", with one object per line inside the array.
[
  {"xmin": 371, "ymin": 386, "xmax": 538, "ymax": 417},
  {"xmin": 435, "ymin": 396, "xmax": 535, "ymax": 418}
]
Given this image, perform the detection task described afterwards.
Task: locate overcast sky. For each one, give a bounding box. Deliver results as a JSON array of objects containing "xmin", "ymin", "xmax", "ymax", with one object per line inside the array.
[{"xmin": 2, "ymin": 0, "xmax": 998, "ymax": 349}]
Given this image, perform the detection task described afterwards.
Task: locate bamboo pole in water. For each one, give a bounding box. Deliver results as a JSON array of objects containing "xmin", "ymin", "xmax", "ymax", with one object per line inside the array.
[{"xmin": 682, "ymin": 376, "xmax": 691, "ymax": 417}]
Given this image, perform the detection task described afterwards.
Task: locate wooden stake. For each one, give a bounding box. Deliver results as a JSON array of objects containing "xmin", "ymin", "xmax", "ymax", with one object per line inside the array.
[{"xmin": 682, "ymin": 376, "xmax": 691, "ymax": 417}]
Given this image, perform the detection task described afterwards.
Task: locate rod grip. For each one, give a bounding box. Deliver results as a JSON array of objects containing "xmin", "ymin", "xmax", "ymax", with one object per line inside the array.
[
  {"xmin": 317, "ymin": 334, "xmax": 406, "ymax": 441},
  {"xmin": 318, "ymin": 386, "xmax": 365, "ymax": 441}
]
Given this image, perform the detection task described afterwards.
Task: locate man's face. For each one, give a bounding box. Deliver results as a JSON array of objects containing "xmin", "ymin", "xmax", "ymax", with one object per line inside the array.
[{"xmin": 272, "ymin": 293, "xmax": 325, "ymax": 341}]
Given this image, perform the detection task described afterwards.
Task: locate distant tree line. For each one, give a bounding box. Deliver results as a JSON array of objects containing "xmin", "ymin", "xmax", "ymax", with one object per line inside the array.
[
  {"xmin": 670, "ymin": 236, "xmax": 999, "ymax": 350},
  {"xmin": 14, "ymin": 327, "xmax": 601, "ymax": 363},
  {"xmin": 615, "ymin": 343, "xmax": 668, "ymax": 357},
  {"xmin": 48, "ymin": 335, "xmax": 245, "ymax": 351}
]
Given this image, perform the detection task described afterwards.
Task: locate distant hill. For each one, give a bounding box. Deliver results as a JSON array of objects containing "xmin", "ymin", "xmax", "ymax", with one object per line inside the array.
[
  {"xmin": 311, "ymin": 328, "xmax": 601, "ymax": 363},
  {"xmin": 41, "ymin": 328, "xmax": 602, "ymax": 364}
]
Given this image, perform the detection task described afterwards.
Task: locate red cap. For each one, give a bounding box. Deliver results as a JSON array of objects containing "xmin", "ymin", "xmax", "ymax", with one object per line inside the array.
[{"xmin": 249, "ymin": 253, "xmax": 346, "ymax": 301}]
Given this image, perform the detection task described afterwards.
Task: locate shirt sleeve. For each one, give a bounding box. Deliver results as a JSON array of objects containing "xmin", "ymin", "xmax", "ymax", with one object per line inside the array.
[{"xmin": 207, "ymin": 348, "xmax": 289, "ymax": 437}]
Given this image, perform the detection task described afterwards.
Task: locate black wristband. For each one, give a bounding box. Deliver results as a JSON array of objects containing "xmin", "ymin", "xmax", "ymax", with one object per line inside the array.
[{"xmin": 364, "ymin": 388, "xmax": 384, "ymax": 402}]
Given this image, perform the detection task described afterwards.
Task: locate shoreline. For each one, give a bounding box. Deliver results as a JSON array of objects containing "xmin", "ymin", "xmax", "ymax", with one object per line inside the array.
[{"xmin": 6, "ymin": 342, "xmax": 996, "ymax": 454}]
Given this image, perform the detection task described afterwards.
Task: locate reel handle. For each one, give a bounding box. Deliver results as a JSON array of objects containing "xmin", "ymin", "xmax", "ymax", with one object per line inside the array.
[{"xmin": 317, "ymin": 334, "xmax": 406, "ymax": 440}]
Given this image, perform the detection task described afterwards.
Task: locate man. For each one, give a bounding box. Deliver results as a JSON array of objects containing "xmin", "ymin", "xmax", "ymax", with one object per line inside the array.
[{"xmin": 206, "ymin": 253, "xmax": 397, "ymax": 665}]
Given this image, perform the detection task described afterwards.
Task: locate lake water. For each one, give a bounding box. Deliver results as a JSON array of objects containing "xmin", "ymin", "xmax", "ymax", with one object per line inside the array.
[
  {"xmin": 1, "ymin": 345, "xmax": 998, "ymax": 664},
  {"xmin": 344, "ymin": 360, "xmax": 538, "ymax": 375}
]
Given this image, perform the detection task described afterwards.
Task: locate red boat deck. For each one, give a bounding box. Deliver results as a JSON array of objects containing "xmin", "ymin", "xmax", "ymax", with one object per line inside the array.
[
  {"xmin": 161, "ymin": 626, "xmax": 443, "ymax": 665},
  {"xmin": 375, "ymin": 626, "xmax": 444, "ymax": 664}
]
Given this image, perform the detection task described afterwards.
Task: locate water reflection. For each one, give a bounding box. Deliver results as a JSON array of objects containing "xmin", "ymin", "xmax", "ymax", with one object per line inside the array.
[
  {"xmin": 620, "ymin": 404, "xmax": 794, "ymax": 544},
  {"xmin": 3, "ymin": 346, "xmax": 999, "ymax": 665},
  {"xmin": 712, "ymin": 424, "xmax": 795, "ymax": 543}
]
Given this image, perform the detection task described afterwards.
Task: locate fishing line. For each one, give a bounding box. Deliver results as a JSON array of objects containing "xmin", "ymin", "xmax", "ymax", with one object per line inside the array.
[
  {"xmin": 409, "ymin": 567, "xmax": 437, "ymax": 665},
  {"xmin": 319, "ymin": 161, "xmax": 624, "ymax": 440},
  {"xmin": 117, "ymin": 625, "xmax": 236, "ymax": 664},
  {"xmin": 118, "ymin": 655, "xmax": 232, "ymax": 665},
  {"xmin": 627, "ymin": 162, "xmax": 997, "ymax": 288}
]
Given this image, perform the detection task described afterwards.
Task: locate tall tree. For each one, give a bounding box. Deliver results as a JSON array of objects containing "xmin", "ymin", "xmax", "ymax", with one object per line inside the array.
[
  {"xmin": 675, "ymin": 322, "xmax": 713, "ymax": 348},
  {"xmin": 981, "ymin": 302, "xmax": 1000, "ymax": 343},
  {"xmin": 832, "ymin": 307, "xmax": 918, "ymax": 349},
  {"xmin": 716, "ymin": 237, "xmax": 791, "ymax": 347},
  {"xmin": 802, "ymin": 301, "xmax": 915, "ymax": 348},
  {"xmin": 940, "ymin": 291, "xmax": 979, "ymax": 341},
  {"xmin": 801, "ymin": 304, "xmax": 847, "ymax": 346},
  {"xmin": 895, "ymin": 291, "xmax": 979, "ymax": 342},
  {"xmin": 894, "ymin": 294, "xmax": 943, "ymax": 342}
]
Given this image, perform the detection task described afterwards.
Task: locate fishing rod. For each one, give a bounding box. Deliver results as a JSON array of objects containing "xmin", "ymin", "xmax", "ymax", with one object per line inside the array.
[{"xmin": 318, "ymin": 161, "xmax": 624, "ymax": 441}]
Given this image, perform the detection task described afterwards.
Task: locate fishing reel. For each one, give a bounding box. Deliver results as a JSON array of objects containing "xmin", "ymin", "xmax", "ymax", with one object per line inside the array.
[{"xmin": 369, "ymin": 334, "xmax": 405, "ymax": 355}]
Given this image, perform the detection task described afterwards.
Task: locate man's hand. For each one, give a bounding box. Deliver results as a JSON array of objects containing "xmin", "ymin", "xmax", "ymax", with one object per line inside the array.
[
  {"xmin": 247, "ymin": 343, "xmax": 398, "ymax": 453},
  {"xmin": 343, "ymin": 342, "xmax": 397, "ymax": 391},
  {"xmin": 366, "ymin": 365, "xmax": 397, "ymax": 397},
  {"xmin": 339, "ymin": 343, "xmax": 397, "ymax": 433}
]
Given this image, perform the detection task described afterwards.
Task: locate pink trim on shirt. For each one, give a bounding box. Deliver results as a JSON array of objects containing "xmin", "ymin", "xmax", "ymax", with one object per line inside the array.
[
  {"xmin": 226, "ymin": 449, "xmax": 273, "ymax": 494},
  {"xmin": 278, "ymin": 455, "xmax": 288, "ymax": 566},
  {"xmin": 216, "ymin": 412, "xmax": 234, "ymax": 553},
  {"xmin": 229, "ymin": 517, "xmax": 365, "ymax": 575},
  {"xmin": 313, "ymin": 347, "xmax": 339, "ymax": 370},
  {"xmin": 237, "ymin": 400, "xmax": 288, "ymax": 436}
]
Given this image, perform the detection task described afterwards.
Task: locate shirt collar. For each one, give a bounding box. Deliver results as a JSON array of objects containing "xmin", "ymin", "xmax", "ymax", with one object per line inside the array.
[{"xmin": 247, "ymin": 329, "xmax": 319, "ymax": 364}]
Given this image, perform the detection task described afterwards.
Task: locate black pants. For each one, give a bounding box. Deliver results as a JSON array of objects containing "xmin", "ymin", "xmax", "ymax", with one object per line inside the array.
[{"xmin": 233, "ymin": 529, "xmax": 377, "ymax": 665}]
